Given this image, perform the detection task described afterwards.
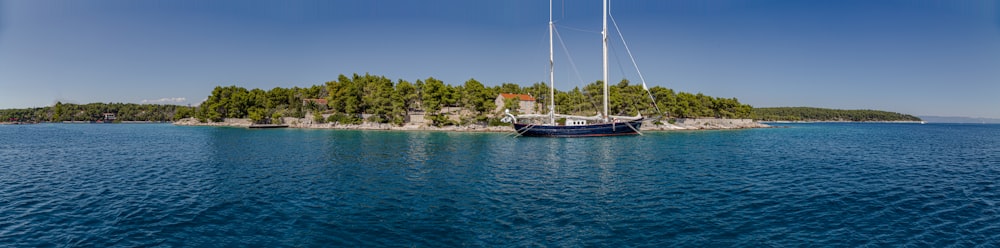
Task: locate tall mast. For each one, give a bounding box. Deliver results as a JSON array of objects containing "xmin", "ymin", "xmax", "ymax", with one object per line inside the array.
[
  {"xmin": 548, "ymin": 0, "xmax": 555, "ymax": 125},
  {"xmin": 602, "ymin": 0, "xmax": 609, "ymax": 122}
]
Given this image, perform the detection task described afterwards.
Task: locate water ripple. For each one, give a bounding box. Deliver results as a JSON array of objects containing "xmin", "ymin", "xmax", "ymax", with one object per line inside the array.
[{"xmin": 3, "ymin": 123, "xmax": 1000, "ymax": 246}]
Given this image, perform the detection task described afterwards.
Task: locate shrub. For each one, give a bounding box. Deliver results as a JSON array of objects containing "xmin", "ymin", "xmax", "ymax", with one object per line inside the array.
[
  {"xmin": 488, "ymin": 117, "xmax": 511, "ymax": 126},
  {"xmin": 429, "ymin": 114, "xmax": 455, "ymax": 127},
  {"xmin": 313, "ymin": 112, "xmax": 325, "ymax": 124},
  {"xmin": 327, "ymin": 113, "xmax": 361, "ymax": 125},
  {"xmin": 270, "ymin": 113, "xmax": 283, "ymax": 124}
]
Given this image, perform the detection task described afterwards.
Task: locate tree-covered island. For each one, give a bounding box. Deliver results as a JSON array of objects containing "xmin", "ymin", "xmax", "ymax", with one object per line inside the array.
[
  {"xmin": 754, "ymin": 107, "xmax": 922, "ymax": 122},
  {"xmin": 186, "ymin": 73, "xmax": 753, "ymax": 127},
  {"xmin": 1, "ymin": 73, "xmax": 921, "ymax": 126},
  {"xmin": 0, "ymin": 102, "xmax": 191, "ymax": 123}
]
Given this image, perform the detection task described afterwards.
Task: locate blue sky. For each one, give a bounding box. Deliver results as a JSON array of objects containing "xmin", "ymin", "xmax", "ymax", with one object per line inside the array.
[{"xmin": 1, "ymin": 0, "xmax": 998, "ymax": 118}]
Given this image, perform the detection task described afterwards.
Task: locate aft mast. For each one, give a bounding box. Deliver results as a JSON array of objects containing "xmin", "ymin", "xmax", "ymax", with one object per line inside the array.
[
  {"xmin": 602, "ymin": 0, "xmax": 609, "ymax": 122},
  {"xmin": 548, "ymin": 0, "xmax": 555, "ymax": 125}
]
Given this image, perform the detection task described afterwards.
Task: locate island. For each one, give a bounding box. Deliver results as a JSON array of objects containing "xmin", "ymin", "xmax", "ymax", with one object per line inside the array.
[
  {"xmin": 753, "ymin": 107, "xmax": 923, "ymax": 122},
  {"xmin": 172, "ymin": 73, "xmax": 768, "ymax": 131},
  {"xmin": 0, "ymin": 102, "xmax": 189, "ymax": 124},
  {"xmin": 1, "ymin": 73, "xmax": 922, "ymax": 130}
]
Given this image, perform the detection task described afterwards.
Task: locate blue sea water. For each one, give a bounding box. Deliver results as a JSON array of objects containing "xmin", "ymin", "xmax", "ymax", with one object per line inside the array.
[{"xmin": 2, "ymin": 123, "xmax": 999, "ymax": 247}]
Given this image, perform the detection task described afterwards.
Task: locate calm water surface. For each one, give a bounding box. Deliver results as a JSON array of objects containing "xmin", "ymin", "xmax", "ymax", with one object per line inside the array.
[{"xmin": 2, "ymin": 123, "xmax": 999, "ymax": 246}]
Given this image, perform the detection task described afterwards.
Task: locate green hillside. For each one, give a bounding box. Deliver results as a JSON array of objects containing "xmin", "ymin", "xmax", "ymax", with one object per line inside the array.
[
  {"xmin": 754, "ymin": 107, "xmax": 922, "ymax": 122},
  {"xmin": 1, "ymin": 102, "xmax": 192, "ymax": 123}
]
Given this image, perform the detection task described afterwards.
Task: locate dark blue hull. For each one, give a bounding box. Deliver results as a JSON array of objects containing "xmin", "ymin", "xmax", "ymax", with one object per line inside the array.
[{"xmin": 513, "ymin": 119, "xmax": 643, "ymax": 137}]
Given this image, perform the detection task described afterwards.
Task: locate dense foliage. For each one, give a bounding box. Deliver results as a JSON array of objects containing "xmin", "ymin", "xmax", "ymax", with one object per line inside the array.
[
  {"xmin": 754, "ymin": 107, "xmax": 922, "ymax": 122},
  {"xmin": 552, "ymin": 80, "xmax": 752, "ymax": 119},
  {"xmin": 0, "ymin": 102, "xmax": 193, "ymax": 123},
  {"xmin": 192, "ymin": 73, "xmax": 755, "ymax": 126},
  {"xmin": 1, "ymin": 73, "xmax": 759, "ymax": 125}
]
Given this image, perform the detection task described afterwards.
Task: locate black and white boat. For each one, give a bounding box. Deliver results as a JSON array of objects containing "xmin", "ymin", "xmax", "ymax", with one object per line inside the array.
[{"xmin": 506, "ymin": 0, "xmax": 655, "ymax": 137}]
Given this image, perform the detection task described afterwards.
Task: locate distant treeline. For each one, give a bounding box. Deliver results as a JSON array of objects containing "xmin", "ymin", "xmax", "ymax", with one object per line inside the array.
[
  {"xmin": 191, "ymin": 73, "xmax": 754, "ymax": 126},
  {"xmin": 753, "ymin": 107, "xmax": 922, "ymax": 122},
  {"xmin": 0, "ymin": 102, "xmax": 193, "ymax": 123}
]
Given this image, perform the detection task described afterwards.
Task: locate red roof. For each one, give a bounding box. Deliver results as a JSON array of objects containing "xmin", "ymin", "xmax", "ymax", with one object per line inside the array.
[
  {"xmin": 303, "ymin": 98, "xmax": 328, "ymax": 105},
  {"xmin": 499, "ymin": 93, "xmax": 535, "ymax": 101}
]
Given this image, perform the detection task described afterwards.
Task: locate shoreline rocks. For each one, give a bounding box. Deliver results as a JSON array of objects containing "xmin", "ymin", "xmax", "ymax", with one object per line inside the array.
[
  {"xmin": 644, "ymin": 118, "xmax": 770, "ymax": 130},
  {"xmin": 173, "ymin": 118, "xmax": 252, "ymax": 127},
  {"xmin": 173, "ymin": 117, "xmax": 769, "ymax": 132}
]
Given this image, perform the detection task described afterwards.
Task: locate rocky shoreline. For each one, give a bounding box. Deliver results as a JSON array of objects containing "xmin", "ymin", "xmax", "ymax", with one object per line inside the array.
[
  {"xmin": 173, "ymin": 117, "xmax": 769, "ymax": 132},
  {"xmin": 763, "ymin": 120, "xmax": 925, "ymax": 124}
]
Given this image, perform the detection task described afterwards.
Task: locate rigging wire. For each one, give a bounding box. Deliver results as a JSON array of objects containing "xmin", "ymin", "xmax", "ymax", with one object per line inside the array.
[
  {"xmin": 609, "ymin": 40, "xmax": 629, "ymax": 86},
  {"xmin": 608, "ymin": 44, "xmax": 640, "ymax": 116},
  {"xmin": 537, "ymin": 26, "xmax": 551, "ymax": 91},
  {"xmin": 608, "ymin": 0, "xmax": 663, "ymax": 115},
  {"xmin": 553, "ymin": 26, "xmax": 600, "ymax": 111},
  {"xmin": 557, "ymin": 25, "xmax": 601, "ymax": 34},
  {"xmin": 553, "ymin": 26, "xmax": 587, "ymax": 92}
]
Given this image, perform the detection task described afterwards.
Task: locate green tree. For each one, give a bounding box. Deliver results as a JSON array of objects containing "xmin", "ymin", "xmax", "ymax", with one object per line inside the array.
[
  {"xmin": 271, "ymin": 112, "xmax": 283, "ymax": 124},
  {"xmin": 649, "ymin": 87, "xmax": 676, "ymax": 117},
  {"xmin": 337, "ymin": 75, "xmax": 363, "ymax": 118},
  {"xmin": 52, "ymin": 101, "xmax": 64, "ymax": 122},
  {"xmin": 389, "ymin": 80, "xmax": 410, "ymax": 126},
  {"xmin": 461, "ymin": 78, "xmax": 495, "ymax": 121},
  {"xmin": 360, "ymin": 74, "xmax": 394, "ymax": 123},
  {"xmin": 313, "ymin": 111, "xmax": 325, "ymax": 124},
  {"xmin": 414, "ymin": 79, "xmax": 425, "ymax": 111},
  {"xmin": 249, "ymin": 108, "xmax": 266, "ymax": 123},
  {"xmin": 395, "ymin": 80, "xmax": 418, "ymax": 112},
  {"xmin": 421, "ymin": 77, "xmax": 446, "ymax": 114},
  {"xmin": 499, "ymin": 83, "xmax": 522, "ymax": 95},
  {"xmin": 173, "ymin": 107, "xmax": 193, "ymax": 120}
]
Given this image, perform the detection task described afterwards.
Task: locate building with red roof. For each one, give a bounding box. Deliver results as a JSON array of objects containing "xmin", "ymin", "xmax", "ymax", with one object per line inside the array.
[{"xmin": 494, "ymin": 93, "xmax": 537, "ymax": 114}]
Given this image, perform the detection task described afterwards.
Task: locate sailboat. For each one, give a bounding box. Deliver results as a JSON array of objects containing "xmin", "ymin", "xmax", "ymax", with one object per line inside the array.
[{"xmin": 506, "ymin": 0, "xmax": 646, "ymax": 137}]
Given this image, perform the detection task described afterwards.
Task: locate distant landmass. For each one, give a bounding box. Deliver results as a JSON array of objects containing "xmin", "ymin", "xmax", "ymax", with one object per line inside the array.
[
  {"xmin": 754, "ymin": 107, "xmax": 921, "ymax": 122},
  {"xmin": 919, "ymin": 116, "xmax": 1000, "ymax": 124},
  {"xmin": 0, "ymin": 102, "xmax": 190, "ymax": 123}
]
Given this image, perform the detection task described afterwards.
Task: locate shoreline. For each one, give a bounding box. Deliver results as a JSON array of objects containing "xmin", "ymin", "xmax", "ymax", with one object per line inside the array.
[
  {"xmin": 172, "ymin": 117, "xmax": 770, "ymax": 132},
  {"xmin": 763, "ymin": 120, "xmax": 925, "ymax": 124}
]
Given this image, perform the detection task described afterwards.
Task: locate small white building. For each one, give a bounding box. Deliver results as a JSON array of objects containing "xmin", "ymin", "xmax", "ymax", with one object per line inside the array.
[
  {"xmin": 102, "ymin": 113, "xmax": 116, "ymax": 122},
  {"xmin": 494, "ymin": 93, "xmax": 536, "ymax": 114}
]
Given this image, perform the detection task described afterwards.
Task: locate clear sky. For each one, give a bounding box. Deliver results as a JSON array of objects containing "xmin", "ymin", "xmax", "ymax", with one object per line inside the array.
[{"xmin": 1, "ymin": 0, "xmax": 998, "ymax": 118}]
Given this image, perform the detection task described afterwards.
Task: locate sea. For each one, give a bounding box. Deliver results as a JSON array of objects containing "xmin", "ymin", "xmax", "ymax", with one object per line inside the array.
[{"xmin": 1, "ymin": 123, "xmax": 999, "ymax": 247}]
